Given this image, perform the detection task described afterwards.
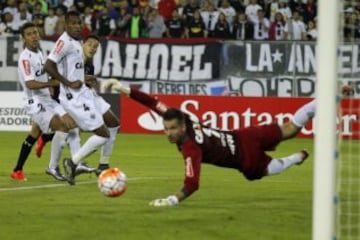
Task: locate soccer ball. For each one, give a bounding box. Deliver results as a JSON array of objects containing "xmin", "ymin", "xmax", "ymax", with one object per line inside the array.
[{"xmin": 97, "ymin": 168, "xmax": 127, "ymax": 197}]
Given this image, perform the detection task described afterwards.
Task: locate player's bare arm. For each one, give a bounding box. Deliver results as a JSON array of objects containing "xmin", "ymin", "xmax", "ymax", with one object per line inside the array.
[
  {"xmin": 25, "ymin": 79, "xmax": 59, "ymax": 89},
  {"xmin": 44, "ymin": 59, "xmax": 82, "ymax": 89},
  {"xmin": 85, "ymin": 75, "xmax": 97, "ymax": 88}
]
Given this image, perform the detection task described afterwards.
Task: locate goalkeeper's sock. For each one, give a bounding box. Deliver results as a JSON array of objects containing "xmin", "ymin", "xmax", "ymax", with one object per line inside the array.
[
  {"xmin": 293, "ymin": 99, "xmax": 316, "ymax": 127},
  {"xmin": 267, "ymin": 151, "xmax": 308, "ymax": 176},
  {"xmin": 72, "ymin": 135, "xmax": 108, "ymax": 164},
  {"xmin": 100, "ymin": 126, "xmax": 119, "ymax": 165},
  {"xmin": 14, "ymin": 135, "xmax": 37, "ymax": 171}
]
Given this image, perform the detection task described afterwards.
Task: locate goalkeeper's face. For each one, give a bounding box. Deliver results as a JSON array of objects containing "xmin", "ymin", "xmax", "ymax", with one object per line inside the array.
[{"xmin": 163, "ymin": 119, "xmax": 187, "ymax": 144}]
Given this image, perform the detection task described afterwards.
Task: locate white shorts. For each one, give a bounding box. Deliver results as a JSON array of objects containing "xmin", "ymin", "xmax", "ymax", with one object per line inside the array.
[
  {"xmin": 93, "ymin": 91, "xmax": 110, "ymax": 115},
  {"xmin": 59, "ymin": 89, "xmax": 104, "ymax": 131},
  {"xmin": 25, "ymin": 98, "xmax": 66, "ymax": 133}
]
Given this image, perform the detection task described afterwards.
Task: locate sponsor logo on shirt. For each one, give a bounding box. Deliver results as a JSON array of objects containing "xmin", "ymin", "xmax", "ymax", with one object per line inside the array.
[
  {"xmin": 22, "ymin": 60, "xmax": 31, "ymax": 75},
  {"xmin": 75, "ymin": 62, "xmax": 84, "ymax": 69},
  {"xmin": 54, "ymin": 40, "xmax": 64, "ymax": 54}
]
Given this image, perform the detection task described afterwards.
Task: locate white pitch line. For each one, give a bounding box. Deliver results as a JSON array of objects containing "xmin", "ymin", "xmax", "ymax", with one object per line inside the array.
[{"xmin": 0, "ymin": 176, "xmax": 167, "ymax": 192}]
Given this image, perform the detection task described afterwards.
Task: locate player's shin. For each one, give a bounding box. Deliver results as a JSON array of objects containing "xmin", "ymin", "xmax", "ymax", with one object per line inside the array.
[
  {"xmin": 72, "ymin": 135, "xmax": 108, "ymax": 164},
  {"xmin": 48, "ymin": 131, "xmax": 68, "ymax": 169},
  {"xmin": 100, "ymin": 126, "xmax": 119, "ymax": 165}
]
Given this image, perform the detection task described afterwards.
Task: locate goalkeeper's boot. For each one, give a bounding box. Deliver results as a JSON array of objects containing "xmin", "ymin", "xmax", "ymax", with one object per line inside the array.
[
  {"xmin": 10, "ymin": 170, "xmax": 27, "ymax": 181},
  {"xmin": 296, "ymin": 150, "xmax": 309, "ymax": 165},
  {"xmin": 63, "ymin": 158, "xmax": 77, "ymax": 185},
  {"xmin": 75, "ymin": 162, "xmax": 97, "ymax": 176},
  {"xmin": 95, "ymin": 163, "xmax": 110, "ymax": 176},
  {"xmin": 36, "ymin": 135, "xmax": 46, "ymax": 158},
  {"xmin": 45, "ymin": 167, "xmax": 66, "ymax": 181}
]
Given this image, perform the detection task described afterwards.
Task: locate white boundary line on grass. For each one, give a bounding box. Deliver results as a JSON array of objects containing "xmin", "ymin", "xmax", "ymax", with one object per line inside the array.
[{"xmin": 0, "ymin": 176, "xmax": 166, "ymax": 192}]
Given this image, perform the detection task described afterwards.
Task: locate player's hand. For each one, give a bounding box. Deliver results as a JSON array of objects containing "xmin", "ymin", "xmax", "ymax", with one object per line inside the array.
[
  {"xmin": 69, "ymin": 80, "xmax": 83, "ymax": 89},
  {"xmin": 149, "ymin": 195, "xmax": 179, "ymax": 207},
  {"xmin": 103, "ymin": 79, "xmax": 130, "ymax": 95},
  {"xmin": 85, "ymin": 76, "xmax": 97, "ymax": 88}
]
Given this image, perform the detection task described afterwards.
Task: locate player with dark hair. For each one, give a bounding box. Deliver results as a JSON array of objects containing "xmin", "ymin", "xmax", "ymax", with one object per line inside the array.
[
  {"xmin": 37, "ymin": 34, "xmax": 119, "ymax": 175},
  {"xmin": 114, "ymin": 85, "xmax": 315, "ymax": 206},
  {"xmin": 11, "ymin": 22, "xmax": 69, "ymax": 181}
]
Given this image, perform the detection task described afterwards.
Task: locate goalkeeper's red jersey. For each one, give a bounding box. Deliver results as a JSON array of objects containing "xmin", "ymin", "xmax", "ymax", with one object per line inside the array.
[{"xmin": 129, "ymin": 88, "xmax": 282, "ymax": 196}]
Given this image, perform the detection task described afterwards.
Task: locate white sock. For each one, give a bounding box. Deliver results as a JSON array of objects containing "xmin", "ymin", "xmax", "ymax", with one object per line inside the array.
[
  {"xmin": 49, "ymin": 131, "xmax": 68, "ymax": 169},
  {"xmin": 67, "ymin": 128, "xmax": 81, "ymax": 158},
  {"xmin": 267, "ymin": 152, "xmax": 303, "ymax": 176},
  {"xmin": 293, "ymin": 99, "xmax": 316, "ymax": 127},
  {"xmin": 100, "ymin": 126, "xmax": 119, "ymax": 165},
  {"xmin": 72, "ymin": 135, "xmax": 108, "ymax": 164}
]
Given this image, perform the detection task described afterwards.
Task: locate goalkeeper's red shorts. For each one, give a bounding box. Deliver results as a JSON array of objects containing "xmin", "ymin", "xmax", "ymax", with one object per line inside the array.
[{"xmin": 236, "ymin": 124, "xmax": 283, "ymax": 181}]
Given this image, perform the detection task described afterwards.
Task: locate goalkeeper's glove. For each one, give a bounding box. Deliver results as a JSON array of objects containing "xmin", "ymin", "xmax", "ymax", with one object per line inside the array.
[
  {"xmin": 149, "ymin": 195, "xmax": 179, "ymax": 207},
  {"xmin": 102, "ymin": 79, "xmax": 130, "ymax": 95}
]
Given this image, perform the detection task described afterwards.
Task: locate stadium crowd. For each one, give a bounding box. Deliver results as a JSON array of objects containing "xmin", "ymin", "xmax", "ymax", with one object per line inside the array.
[{"xmin": 0, "ymin": 0, "xmax": 359, "ymax": 41}]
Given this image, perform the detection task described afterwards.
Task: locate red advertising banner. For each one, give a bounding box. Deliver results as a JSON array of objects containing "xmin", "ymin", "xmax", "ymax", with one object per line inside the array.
[
  {"xmin": 120, "ymin": 95, "xmax": 360, "ymax": 139},
  {"xmin": 121, "ymin": 95, "xmax": 310, "ymax": 136}
]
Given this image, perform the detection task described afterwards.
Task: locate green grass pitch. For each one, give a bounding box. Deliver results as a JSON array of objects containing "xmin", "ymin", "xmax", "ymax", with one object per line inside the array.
[{"xmin": 0, "ymin": 132, "xmax": 314, "ymax": 240}]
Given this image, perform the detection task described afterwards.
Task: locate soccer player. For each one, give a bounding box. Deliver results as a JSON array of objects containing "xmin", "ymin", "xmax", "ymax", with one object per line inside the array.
[
  {"xmin": 44, "ymin": 11, "xmax": 110, "ymax": 185},
  {"xmin": 36, "ymin": 34, "xmax": 120, "ymax": 174},
  {"xmin": 11, "ymin": 22, "xmax": 70, "ymax": 181},
  {"xmin": 115, "ymin": 85, "xmax": 315, "ymax": 207}
]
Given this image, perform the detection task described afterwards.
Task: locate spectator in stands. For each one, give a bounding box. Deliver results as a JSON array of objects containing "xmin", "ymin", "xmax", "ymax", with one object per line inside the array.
[
  {"xmin": 306, "ymin": 19, "xmax": 317, "ymax": 40},
  {"xmin": 245, "ymin": 0, "xmax": 262, "ymax": 23},
  {"xmin": 158, "ymin": 0, "xmax": 177, "ymax": 21},
  {"xmin": 32, "ymin": 2, "xmax": 46, "ymax": 36},
  {"xmin": 165, "ymin": 10, "xmax": 185, "ymax": 38},
  {"xmin": 344, "ymin": 10, "xmax": 360, "ymax": 41},
  {"xmin": 277, "ymin": 0, "xmax": 292, "ymax": 21},
  {"xmin": 303, "ymin": 0, "xmax": 317, "ymax": 23},
  {"xmin": 231, "ymin": 12, "xmax": 254, "ymax": 40},
  {"xmin": 15, "ymin": 2, "xmax": 32, "ymax": 27},
  {"xmin": 185, "ymin": 9, "xmax": 207, "ymax": 38},
  {"xmin": 269, "ymin": 11, "xmax": 286, "ymax": 40},
  {"xmin": 228, "ymin": 0, "xmax": 246, "ymax": 13},
  {"xmin": 129, "ymin": 7, "xmax": 147, "ymax": 38},
  {"xmin": 284, "ymin": 9, "xmax": 306, "ymax": 40},
  {"xmin": 269, "ymin": 0, "xmax": 279, "ymax": 21},
  {"xmin": 105, "ymin": 1, "xmax": 120, "ymax": 21},
  {"xmin": 0, "ymin": 11, "xmax": 16, "ymax": 35},
  {"xmin": 96, "ymin": 7, "xmax": 117, "ymax": 37},
  {"xmin": 148, "ymin": 8, "xmax": 166, "ymax": 38},
  {"xmin": 55, "ymin": 6, "xmax": 66, "ymax": 36},
  {"xmin": 74, "ymin": 0, "xmax": 87, "ymax": 13},
  {"xmin": 182, "ymin": 0, "xmax": 200, "ymax": 23},
  {"xmin": 253, "ymin": 9, "xmax": 270, "ymax": 40},
  {"xmin": 115, "ymin": 7, "xmax": 132, "ymax": 37},
  {"xmin": 213, "ymin": 12, "xmax": 231, "ymax": 38},
  {"xmin": 218, "ymin": 0, "xmax": 236, "ymax": 25},
  {"xmin": 200, "ymin": 0, "xmax": 220, "ymax": 37},
  {"xmin": 44, "ymin": 7, "xmax": 58, "ymax": 36},
  {"xmin": 93, "ymin": 0, "xmax": 106, "ymax": 12},
  {"xmin": 3, "ymin": 0, "xmax": 18, "ymax": 17},
  {"xmin": 82, "ymin": 6, "xmax": 95, "ymax": 33}
]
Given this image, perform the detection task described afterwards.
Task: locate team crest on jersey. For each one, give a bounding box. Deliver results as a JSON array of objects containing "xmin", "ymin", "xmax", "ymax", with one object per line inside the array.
[
  {"xmin": 22, "ymin": 60, "xmax": 31, "ymax": 75},
  {"xmin": 54, "ymin": 40, "xmax": 64, "ymax": 54}
]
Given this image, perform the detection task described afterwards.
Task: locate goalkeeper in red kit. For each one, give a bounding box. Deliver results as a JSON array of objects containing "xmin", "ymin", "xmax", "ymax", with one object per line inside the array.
[{"xmin": 115, "ymin": 84, "xmax": 315, "ymax": 207}]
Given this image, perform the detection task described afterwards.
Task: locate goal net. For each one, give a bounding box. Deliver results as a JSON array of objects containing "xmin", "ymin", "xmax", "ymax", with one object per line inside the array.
[
  {"xmin": 336, "ymin": 1, "xmax": 360, "ymax": 239},
  {"xmin": 314, "ymin": 0, "xmax": 360, "ymax": 239}
]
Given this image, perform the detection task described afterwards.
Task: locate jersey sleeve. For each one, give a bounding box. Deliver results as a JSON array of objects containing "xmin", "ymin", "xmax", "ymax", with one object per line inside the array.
[
  {"xmin": 18, "ymin": 56, "xmax": 36, "ymax": 82},
  {"xmin": 47, "ymin": 38, "xmax": 70, "ymax": 63},
  {"xmin": 129, "ymin": 88, "xmax": 169, "ymax": 116},
  {"xmin": 180, "ymin": 139, "xmax": 202, "ymax": 196}
]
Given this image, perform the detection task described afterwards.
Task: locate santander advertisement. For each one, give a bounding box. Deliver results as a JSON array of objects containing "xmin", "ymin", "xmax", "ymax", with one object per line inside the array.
[{"xmin": 120, "ymin": 95, "xmax": 359, "ymax": 138}]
